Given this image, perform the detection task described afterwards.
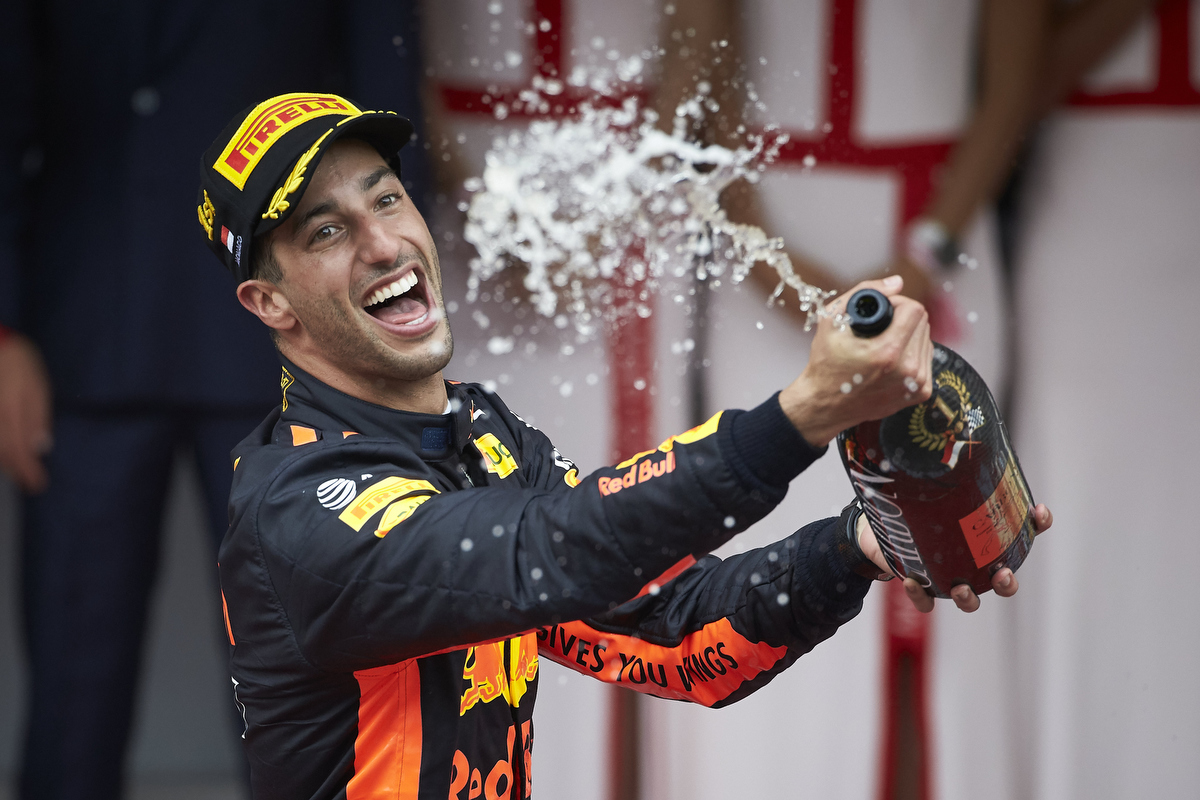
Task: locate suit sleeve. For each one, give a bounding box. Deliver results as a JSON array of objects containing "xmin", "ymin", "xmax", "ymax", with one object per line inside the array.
[
  {"xmin": 536, "ymin": 516, "xmax": 872, "ymax": 707},
  {"xmin": 0, "ymin": 0, "xmax": 39, "ymax": 327},
  {"xmin": 236, "ymin": 412, "xmax": 795, "ymax": 673},
  {"xmin": 486, "ymin": 391, "xmax": 584, "ymax": 492}
]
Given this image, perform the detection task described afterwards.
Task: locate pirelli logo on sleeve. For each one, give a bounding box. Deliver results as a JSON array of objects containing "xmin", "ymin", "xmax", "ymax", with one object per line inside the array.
[
  {"xmin": 215, "ymin": 94, "xmax": 361, "ymax": 190},
  {"xmin": 338, "ymin": 476, "xmax": 438, "ymax": 535}
]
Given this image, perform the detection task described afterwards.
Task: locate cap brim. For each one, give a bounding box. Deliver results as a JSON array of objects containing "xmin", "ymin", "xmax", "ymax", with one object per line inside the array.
[{"xmin": 255, "ymin": 111, "xmax": 416, "ymax": 236}]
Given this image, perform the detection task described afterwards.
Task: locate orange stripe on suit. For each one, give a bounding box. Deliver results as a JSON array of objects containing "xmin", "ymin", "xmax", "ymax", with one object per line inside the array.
[
  {"xmin": 348, "ymin": 660, "xmax": 423, "ymax": 798},
  {"xmin": 539, "ymin": 618, "xmax": 787, "ymax": 708}
]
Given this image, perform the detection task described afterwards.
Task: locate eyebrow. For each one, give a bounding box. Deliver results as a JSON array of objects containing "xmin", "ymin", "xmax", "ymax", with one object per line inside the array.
[
  {"xmin": 292, "ymin": 201, "xmax": 338, "ymax": 240},
  {"xmin": 291, "ymin": 166, "xmax": 400, "ymax": 240},
  {"xmin": 361, "ymin": 165, "xmax": 398, "ymax": 193}
]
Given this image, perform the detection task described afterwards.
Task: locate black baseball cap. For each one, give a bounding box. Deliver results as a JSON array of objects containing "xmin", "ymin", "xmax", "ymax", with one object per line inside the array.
[{"xmin": 196, "ymin": 92, "xmax": 415, "ymax": 283}]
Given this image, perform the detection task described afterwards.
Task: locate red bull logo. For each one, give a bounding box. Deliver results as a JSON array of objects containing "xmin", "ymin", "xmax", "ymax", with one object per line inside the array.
[
  {"xmin": 460, "ymin": 634, "xmax": 539, "ymax": 715},
  {"xmin": 597, "ymin": 451, "xmax": 675, "ymax": 496},
  {"xmin": 449, "ymin": 721, "xmax": 531, "ymax": 800}
]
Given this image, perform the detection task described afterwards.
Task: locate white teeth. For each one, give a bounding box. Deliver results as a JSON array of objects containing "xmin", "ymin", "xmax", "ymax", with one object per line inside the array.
[{"xmin": 365, "ymin": 272, "xmax": 420, "ymax": 308}]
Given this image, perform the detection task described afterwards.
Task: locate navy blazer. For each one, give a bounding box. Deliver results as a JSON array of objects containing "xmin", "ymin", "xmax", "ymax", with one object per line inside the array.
[{"xmin": 0, "ymin": 0, "xmax": 430, "ymax": 409}]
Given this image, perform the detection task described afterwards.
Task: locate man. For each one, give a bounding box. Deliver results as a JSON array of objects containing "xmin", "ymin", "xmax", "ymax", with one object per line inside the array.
[
  {"xmin": 200, "ymin": 93, "xmax": 1050, "ymax": 799},
  {"xmin": 0, "ymin": 3, "xmax": 427, "ymax": 797}
]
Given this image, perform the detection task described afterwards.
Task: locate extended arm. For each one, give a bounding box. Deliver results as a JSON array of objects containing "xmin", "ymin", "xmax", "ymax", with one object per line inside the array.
[
  {"xmin": 1035, "ymin": 0, "xmax": 1162, "ymax": 116},
  {"xmin": 240, "ymin": 406, "xmax": 797, "ymax": 674},
  {"xmin": 233, "ymin": 279, "xmax": 933, "ymax": 673},
  {"xmin": 538, "ymin": 514, "xmax": 869, "ymax": 707},
  {"xmin": 656, "ymin": 0, "xmax": 1051, "ymax": 309}
]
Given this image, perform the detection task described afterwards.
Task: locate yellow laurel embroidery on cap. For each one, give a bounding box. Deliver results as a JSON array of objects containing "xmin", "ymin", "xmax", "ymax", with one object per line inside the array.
[
  {"xmin": 262, "ymin": 129, "xmax": 335, "ymax": 221},
  {"xmin": 197, "ymin": 190, "xmax": 215, "ymax": 240}
]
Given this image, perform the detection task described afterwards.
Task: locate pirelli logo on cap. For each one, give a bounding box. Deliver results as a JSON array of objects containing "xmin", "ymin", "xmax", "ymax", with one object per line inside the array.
[{"xmin": 215, "ymin": 93, "xmax": 361, "ymax": 190}]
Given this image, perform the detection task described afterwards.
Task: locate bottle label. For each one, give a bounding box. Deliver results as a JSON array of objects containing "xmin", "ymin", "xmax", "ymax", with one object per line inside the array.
[
  {"xmin": 957, "ymin": 460, "xmax": 1032, "ymax": 568},
  {"xmin": 838, "ymin": 343, "xmax": 1037, "ymax": 596}
]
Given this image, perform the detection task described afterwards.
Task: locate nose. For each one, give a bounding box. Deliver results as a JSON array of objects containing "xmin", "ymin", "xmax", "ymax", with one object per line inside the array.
[{"xmin": 357, "ymin": 214, "xmax": 404, "ymax": 268}]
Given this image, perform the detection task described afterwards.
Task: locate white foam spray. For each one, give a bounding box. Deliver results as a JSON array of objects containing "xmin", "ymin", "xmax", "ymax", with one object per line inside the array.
[{"xmin": 462, "ymin": 83, "xmax": 841, "ymax": 337}]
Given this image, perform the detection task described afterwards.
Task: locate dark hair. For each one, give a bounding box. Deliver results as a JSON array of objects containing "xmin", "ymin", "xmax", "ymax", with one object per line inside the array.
[{"xmin": 249, "ymin": 235, "xmax": 283, "ymax": 284}]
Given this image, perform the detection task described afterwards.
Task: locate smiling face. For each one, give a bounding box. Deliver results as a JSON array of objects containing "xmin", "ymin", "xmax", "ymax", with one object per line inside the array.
[{"xmin": 237, "ymin": 138, "xmax": 454, "ymax": 411}]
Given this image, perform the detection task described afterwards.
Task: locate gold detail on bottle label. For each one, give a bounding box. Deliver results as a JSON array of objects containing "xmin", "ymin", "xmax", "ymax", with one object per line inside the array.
[
  {"xmin": 908, "ymin": 370, "xmax": 975, "ymax": 452},
  {"xmin": 958, "ymin": 460, "xmax": 1031, "ymax": 568}
]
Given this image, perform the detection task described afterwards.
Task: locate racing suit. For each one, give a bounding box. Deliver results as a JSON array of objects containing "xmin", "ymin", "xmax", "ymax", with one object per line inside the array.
[{"xmin": 219, "ymin": 358, "xmax": 874, "ymax": 799}]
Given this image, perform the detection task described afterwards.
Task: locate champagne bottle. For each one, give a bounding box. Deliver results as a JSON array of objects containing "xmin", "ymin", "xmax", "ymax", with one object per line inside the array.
[{"xmin": 837, "ymin": 289, "xmax": 1037, "ymax": 597}]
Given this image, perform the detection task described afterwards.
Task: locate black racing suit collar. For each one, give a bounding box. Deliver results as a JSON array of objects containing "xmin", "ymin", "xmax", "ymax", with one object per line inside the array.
[{"xmin": 275, "ymin": 355, "xmax": 476, "ymax": 460}]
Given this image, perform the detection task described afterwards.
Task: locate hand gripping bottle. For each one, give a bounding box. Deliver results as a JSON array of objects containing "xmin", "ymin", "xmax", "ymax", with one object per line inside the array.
[{"xmin": 837, "ymin": 289, "xmax": 1037, "ymax": 597}]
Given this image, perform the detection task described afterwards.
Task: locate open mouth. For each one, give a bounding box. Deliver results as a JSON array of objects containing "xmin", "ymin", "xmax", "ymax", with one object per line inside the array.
[{"xmin": 362, "ymin": 268, "xmax": 435, "ymax": 333}]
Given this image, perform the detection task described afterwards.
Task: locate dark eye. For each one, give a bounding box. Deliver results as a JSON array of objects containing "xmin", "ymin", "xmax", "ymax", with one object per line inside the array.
[
  {"xmin": 312, "ymin": 224, "xmax": 337, "ymax": 242},
  {"xmin": 378, "ymin": 192, "xmax": 400, "ymax": 209}
]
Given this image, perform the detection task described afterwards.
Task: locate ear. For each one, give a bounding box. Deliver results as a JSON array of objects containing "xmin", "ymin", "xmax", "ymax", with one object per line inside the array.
[{"xmin": 237, "ymin": 279, "xmax": 299, "ymax": 334}]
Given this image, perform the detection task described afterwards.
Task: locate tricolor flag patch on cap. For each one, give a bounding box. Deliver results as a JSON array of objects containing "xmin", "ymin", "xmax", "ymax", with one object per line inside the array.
[{"xmin": 221, "ymin": 226, "xmax": 236, "ymax": 253}]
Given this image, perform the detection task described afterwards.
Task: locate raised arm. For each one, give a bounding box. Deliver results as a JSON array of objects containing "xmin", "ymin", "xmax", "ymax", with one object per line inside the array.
[
  {"xmin": 1035, "ymin": 0, "xmax": 1163, "ymax": 116},
  {"xmin": 653, "ymin": 0, "xmax": 843, "ymax": 296},
  {"xmin": 538, "ymin": 512, "xmax": 871, "ymax": 707},
  {"xmin": 229, "ymin": 279, "xmax": 932, "ymax": 673}
]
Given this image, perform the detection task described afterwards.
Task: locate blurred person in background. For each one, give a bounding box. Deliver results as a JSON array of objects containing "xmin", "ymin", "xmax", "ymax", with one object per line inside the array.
[
  {"xmin": 423, "ymin": 1, "xmax": 1047, "ymax": 796},
  {"xmin": 650, "ymin": 2, "xmax": 1189, "ymax": 799},
  {"xmin": 0, "ymin": 1, "xmax": 428, "ymax": 797},
  {"xmin": 648, "ymin": 1, "xmax": 1044, "ymax": 797},
  {"xmin": 1008, "ymin": 1, "xmax": 1200, "ymax": 797}
]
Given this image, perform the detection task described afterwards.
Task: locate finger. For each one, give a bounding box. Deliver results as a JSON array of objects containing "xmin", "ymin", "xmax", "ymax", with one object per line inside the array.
[
  {"xmin": 28, "ymin": 378, "xmax": 53, "ymax": 455},
  {"xmin": 1032, "ymin": 503, "xmax": 1053, "ymax": 535},
  {"xmin": 16, "ymin": 387, "xmax": 50, "ymax": 493},
  {"xmin": 875, "ymin": 296, "xmax": 926, "ymax": 357},
  {"xmin": 919, "ymin": 321, "xmax": 934, "ymax": 395},
  {"xmin": 0, "ymin": 398, "xmax": 26, "ymax": 488},
  {"xmin": 898, "ymin": 314, "xmax": 932, "ymax": 401},
  {"xmin": 903, "ymin": 578, "xmax": 934, "ymax": 614},
  {"xmin": 833, "ymin": 276, "xmax": 906, "ymax": 314},
  {"xmin": 992, "ymin": 568, "xmax": 1019, "ymax": 598},
  {"xmin": 0, "ymin": 441, "xmax": 42, "ymax": 493},
  {"xmin": 950, "ymin": 583, "xmax": 980, "ymax": 613},
  {"xmin": 19, "ymin": 447, "xmax": 49, "ymax": 493},
  {"xmin": 7, "ymin": 431, "xmax": 46, "ymax": 493},
  {"xmin": 878, "ymin": 274, "xmax": 904, "ymax": 296}
]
